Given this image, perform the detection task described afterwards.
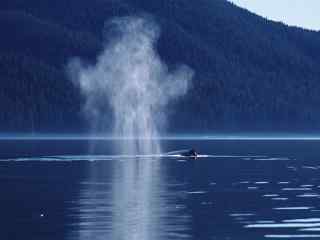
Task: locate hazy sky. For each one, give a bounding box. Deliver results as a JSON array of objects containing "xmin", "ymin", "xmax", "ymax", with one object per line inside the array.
[{"xmin": 228, "ymin": 0, "xmax": 320, "ymax": 31}]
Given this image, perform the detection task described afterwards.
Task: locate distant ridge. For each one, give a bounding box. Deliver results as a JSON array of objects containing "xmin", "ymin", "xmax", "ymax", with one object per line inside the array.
[{"xmin": 1, "ymin": 0, "xmax": 320, "ymax": 133}]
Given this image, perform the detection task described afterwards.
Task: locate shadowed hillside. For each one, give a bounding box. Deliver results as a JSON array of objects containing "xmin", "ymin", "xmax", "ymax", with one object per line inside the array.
[{"xmin": 1, "ymin": 0, "xmax": 320, "ymax": 133}]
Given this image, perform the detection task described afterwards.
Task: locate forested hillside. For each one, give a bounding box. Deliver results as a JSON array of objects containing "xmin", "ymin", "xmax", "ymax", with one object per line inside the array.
[{"xmin": 1, "ymin": 0, "xmax": 320, "ymax": 133}]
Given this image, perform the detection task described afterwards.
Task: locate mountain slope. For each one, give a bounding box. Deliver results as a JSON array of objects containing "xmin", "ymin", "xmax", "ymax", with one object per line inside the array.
[{"xmin": 1, "ymin": 0, "xmax": 320, "ymax": 133}]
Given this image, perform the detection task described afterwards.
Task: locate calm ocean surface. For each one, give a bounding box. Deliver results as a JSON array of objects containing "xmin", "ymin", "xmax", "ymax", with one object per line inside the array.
[{"xmin": 1, "ymin": 139, "xmax": 320, "ymax": 240}]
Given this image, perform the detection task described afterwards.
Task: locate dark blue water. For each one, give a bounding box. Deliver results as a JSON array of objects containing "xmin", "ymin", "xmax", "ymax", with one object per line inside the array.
[{"xmin": 1, "ymin": 140, "xmax": 320, "ymax": 240}]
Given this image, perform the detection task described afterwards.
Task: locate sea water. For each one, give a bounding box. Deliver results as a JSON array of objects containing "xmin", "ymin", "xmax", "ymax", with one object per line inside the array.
[{"xmin": 1, "ymin": 139, "xmax": 320, "ymax": 240}]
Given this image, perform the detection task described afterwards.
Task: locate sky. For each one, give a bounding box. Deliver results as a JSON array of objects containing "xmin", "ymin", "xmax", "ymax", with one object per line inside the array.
[{"xmin": 228, "ymin": 0, "xmax": 320, "ymax": 31}]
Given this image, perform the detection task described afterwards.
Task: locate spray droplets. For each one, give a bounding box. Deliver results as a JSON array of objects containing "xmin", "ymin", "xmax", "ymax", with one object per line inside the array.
[{"xmin": 68, "ymin": 16, "xmax": 193, "ymax": 154}]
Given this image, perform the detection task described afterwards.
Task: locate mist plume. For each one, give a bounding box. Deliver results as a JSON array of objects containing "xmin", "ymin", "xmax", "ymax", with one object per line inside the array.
[{"xmin": 68, "ymin": 15, "xmax": 194, "ymax": 154}]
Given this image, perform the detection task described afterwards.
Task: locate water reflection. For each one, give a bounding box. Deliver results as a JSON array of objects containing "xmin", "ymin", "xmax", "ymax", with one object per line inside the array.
[
  {"xmin": 72, "ymin": 157, "xmax": 191, "ymax": 240},
  {"xmin": 110, "ymin": 157, "xmax": 162, "ymax": 240},
  {"xmin": 72, "ymin": 180, "xmax": 113, "ymax": 239}
]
